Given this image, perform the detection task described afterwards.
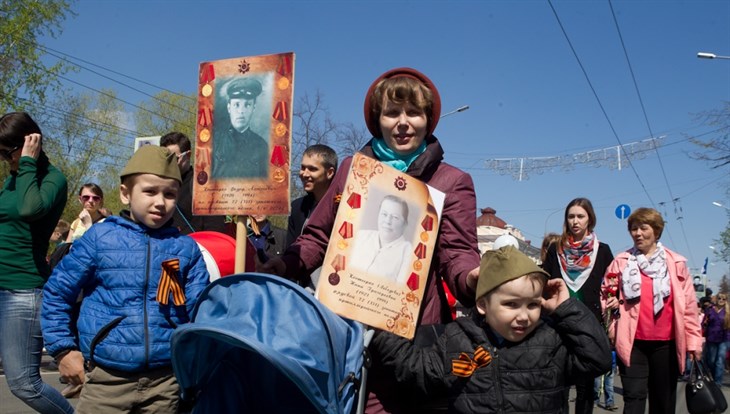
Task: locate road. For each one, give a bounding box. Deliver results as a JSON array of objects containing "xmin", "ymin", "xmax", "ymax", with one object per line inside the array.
[{"xmin": 2, "ymin": 354, "xmax": 730, "ymax": 413}]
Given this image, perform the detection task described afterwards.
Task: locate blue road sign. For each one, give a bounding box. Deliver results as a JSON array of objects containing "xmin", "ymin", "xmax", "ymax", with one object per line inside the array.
[{"xmin": 615, "ymin": 204, "xmax": 631, "ymax": 220}]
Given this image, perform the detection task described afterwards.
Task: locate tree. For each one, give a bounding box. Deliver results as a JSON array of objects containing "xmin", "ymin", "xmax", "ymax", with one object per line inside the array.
[
  {"xmin": 133, "ymin": 90, "xmax": 197, "ymax": 137},
  {"xmin": 0, "ymin": 0, "xmax": 74, "ymax": 114},
  {"xmin": 691, "ymin": 102, "xmax": 730, "ymax": 265},
  {"xmin": 41, "ymin": 89, "xmax": 130, "ymax": 222},
  {"xmin": 719, "ymin": 274, "xmax": 730, "ymax": 296},
  {"xmin": 689, "ymin": 101, "xmax": 730, "ymax": 168},
  {"xmin": 291, "ymin": 90, "xmax": 369, "ymax": 190}
]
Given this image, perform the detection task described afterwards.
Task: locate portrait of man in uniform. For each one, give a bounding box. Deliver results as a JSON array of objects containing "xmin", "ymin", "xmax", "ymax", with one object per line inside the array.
[{"xmin": 212, "ymin": 76, "xmax": 270, "ymax": 179}]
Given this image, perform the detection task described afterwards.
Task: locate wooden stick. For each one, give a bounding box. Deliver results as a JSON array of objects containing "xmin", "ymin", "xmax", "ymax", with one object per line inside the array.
[{"xmin": 234, "ymin": 215, "xmax": 247, "ymax": 274}]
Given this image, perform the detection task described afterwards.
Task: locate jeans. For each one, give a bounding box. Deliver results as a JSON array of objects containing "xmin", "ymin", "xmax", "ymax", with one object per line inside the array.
[
  {"xmin": 711, "ymin": 341, "xmax": 729, "ymax": 385},
  {"xmin": 594, "ymin": 369, "xmax": 615, "ymax": 406},
  {"xmin": 0, "ymin": 288, "xmax": 74, "ymax": 414}
]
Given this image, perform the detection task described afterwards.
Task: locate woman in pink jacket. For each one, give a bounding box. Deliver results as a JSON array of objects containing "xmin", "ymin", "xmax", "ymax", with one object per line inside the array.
[{"xmin": 602, "ymin": 207, "xmax": 702, "ymax": 414}]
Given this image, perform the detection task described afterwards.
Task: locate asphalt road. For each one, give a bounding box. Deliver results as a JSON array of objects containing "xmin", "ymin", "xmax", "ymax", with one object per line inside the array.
[{"xmin": 2, "ymin": 355, "xmax": 730, "ymax": 413}]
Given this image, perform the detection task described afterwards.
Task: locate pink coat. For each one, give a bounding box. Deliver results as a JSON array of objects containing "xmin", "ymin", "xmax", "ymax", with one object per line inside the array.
[{"xmin": 601, "ymin": 247, "xmax": 702, "ymax": 373}]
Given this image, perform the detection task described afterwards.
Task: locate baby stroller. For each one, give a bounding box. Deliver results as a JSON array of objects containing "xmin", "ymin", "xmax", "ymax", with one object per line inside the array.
[{"xmin": 171, "ymin": 273, "xmax": 368, "ymax": 413}]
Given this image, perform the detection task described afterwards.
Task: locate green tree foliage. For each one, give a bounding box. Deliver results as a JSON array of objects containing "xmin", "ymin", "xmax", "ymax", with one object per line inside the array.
[
  {"xmin": 133, "ymin": 90, "xmax": 196, "ymax": 137},
  {"xmin": 42, "ymin": 90, "xmax": 130, "ymax": 223},
  {"xmin": 0, "ymin": 0, "xmax": 74, "ymax": 114}
]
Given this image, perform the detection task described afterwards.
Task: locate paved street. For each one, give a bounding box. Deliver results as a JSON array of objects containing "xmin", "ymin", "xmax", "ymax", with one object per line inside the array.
[{"xmin": 2, "ymin": 355, "xmax": 730, "ymax": 413}]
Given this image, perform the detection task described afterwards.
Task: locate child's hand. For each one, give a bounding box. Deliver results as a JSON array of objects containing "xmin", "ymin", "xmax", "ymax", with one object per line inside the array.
[
  {"xmin": 605, "ymin": 296, "xmax": 619, "ymax": 310},
  {"xmin": 58, "ymin": 350, "xmax": 86, "ymax": 386},
  {"xmin": 542, "ymin": 278, "xmax": 569, "ymax": 314}
]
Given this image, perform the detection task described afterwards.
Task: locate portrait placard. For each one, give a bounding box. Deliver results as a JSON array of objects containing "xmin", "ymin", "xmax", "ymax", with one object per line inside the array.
[
  {"xmin": 317, "ymin": 153, "xmax": 444, "ymax": 339},
  {"xmin": 193, "ymin": 52, "xmax": 294, "ymax": 216},
  {"xmin": 134, "ymin": 136, "xmax": 161, "ymax": 152}
]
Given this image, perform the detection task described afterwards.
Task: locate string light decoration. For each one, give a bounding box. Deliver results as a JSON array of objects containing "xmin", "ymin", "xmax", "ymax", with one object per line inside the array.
[{"xmin": 483, "ymin": 136, "xmax": 665, "ymax": 181}]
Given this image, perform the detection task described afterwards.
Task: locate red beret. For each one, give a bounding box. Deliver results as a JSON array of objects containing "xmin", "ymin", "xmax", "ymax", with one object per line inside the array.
[{"xmin": 363, "ymin": 67, "xmax": 442, "ymax": 138}]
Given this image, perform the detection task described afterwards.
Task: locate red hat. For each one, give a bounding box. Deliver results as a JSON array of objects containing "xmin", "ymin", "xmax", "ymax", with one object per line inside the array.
[{"xmin": 363, "ymin": 67, "xmax": 442, "ymax": 138}]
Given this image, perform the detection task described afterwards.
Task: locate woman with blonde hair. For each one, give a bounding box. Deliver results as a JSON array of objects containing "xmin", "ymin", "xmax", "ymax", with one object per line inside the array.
[
  {"xmin": 602, "ymin": 207, "xmax": 702, "ymax": 413},
  {"xmin": 703, "ymin": 292, "xmax": 730, "ymax": 385}
]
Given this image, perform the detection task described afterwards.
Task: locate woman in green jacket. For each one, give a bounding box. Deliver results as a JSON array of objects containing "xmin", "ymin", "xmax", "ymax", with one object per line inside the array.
[{"xmin": 0, "ymin": 112, "xmax": 72, "ymax": 413}]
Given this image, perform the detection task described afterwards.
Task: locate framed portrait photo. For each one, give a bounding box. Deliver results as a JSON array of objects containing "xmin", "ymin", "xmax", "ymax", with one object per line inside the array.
[
  {"xmin": 193, "ymin": 52, "xmax": 294, "ymax": 216},
  {"xmin": 317, "ymin": 153, "xmax": 445, "ymax": 339}
]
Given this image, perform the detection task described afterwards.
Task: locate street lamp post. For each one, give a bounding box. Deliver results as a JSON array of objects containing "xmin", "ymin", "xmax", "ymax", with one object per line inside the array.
[
  {"xmin": 440, "ymin": 105, "xmax": 470, "ymax": 118},
  {"xmin": 713, "ymin": 201, "xmax": 730, "ymax": 210},
  {"xmin": 698, "ymin": 52, "xmax": 730, "ymax": 60}
]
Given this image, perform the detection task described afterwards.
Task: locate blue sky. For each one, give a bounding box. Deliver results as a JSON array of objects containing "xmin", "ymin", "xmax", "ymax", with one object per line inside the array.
[{"xmin": 41, "ymin": 0, "xmax": 730, "ymax": 287}]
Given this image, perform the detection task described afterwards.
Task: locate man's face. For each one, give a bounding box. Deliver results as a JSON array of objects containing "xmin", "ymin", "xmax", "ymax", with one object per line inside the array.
[
  {"xmin": 227, "ymin": 98, "xmax": 255, "ymax": 132},
  {"xmin": 377, "ymin": 199, "xmax": 407, "ymax": 243},
  {"xmin": 299, "ymin": 153, "xmax": 334, "ymax": 194}
]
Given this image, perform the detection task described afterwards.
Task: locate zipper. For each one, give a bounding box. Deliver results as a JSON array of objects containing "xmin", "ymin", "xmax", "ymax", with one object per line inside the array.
[
  {"xmin": 143, "ymin": 234, "xmax": 150, "ymax": 369},
  {"xmin": 491, "ymin": 346, "xmax": 504, "ymax": 413}
]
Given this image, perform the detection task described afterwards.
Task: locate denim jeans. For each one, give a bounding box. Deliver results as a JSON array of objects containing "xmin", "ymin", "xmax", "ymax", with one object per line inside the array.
[
  {"xmin": 713, "ymin": 341, "xmax": 729, "ymax": 385},
  {"xmin": 0, "ymin": 288, "xmax": 74, "ymax": 413},
  {"xmin": 705, "ymin": 342, "xmax": 721, "ymax": 382},
  {"xmin": 594, "ymin": 369, "xmax": 615, "ymax": 407}
]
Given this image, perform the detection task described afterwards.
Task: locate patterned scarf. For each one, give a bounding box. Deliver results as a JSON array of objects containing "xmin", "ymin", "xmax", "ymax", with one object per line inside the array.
[
  {"xmin": 621, "ymin": 242, "xmax": 670, "ymax": 315},
  {"xmin": 558, "ymin": 232, "xmax": 598, "ymax": 294},
  {"xmin": 371, "ymin": 137, "xmax": 427, "ymax": 172}
]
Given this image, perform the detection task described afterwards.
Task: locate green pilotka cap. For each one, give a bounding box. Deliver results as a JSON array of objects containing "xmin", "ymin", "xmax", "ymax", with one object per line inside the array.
[
  {"xmin": 476, "ymin": 245, "xmax": 550, "ymax": 300},
  {"xmin": 120, "ymin": 145, "xmax": 181, "ymax": 183}
]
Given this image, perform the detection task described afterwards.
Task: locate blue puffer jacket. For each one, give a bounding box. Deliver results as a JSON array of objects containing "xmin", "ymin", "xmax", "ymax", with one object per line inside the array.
[{"xmin": 42, "ymin": 214, "xmax": 209, "ymax": 372}]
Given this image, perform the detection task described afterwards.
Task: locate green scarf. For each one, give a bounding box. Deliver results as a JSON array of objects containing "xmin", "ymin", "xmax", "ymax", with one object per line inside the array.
[{"xmin": 371, "ymin": 137, "xmax": 427, "ymax": 172}]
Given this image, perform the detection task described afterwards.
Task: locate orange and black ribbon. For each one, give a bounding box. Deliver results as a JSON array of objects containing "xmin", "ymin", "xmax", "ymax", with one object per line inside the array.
[
  {"xmin": 156, "ymin": 259, "xmax": 186, "ymax": 306},
  {"xmin": 277, "ymin": 55, "xmax": 292, "ymax": 76},
  {"xmin": 452, "ymin": 346, "xmax": 492, "ymax": 378}
]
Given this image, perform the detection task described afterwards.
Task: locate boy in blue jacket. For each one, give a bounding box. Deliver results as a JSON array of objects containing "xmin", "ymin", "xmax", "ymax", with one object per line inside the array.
[
  {"xmin": 371, "ymin": 246, "xmax": 611, "ymax": 413},
  {"xmin": 42, "ymin": 145, "xmax": 209, "ymax": 413}
]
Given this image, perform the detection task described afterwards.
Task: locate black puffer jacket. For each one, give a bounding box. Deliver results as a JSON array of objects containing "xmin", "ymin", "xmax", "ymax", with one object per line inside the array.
[{"xmin": 371, "ymin": 298, "xmax": 611, "ymax": 413}]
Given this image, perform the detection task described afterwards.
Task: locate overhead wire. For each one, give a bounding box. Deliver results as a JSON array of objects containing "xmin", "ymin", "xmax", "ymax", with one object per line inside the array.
[
  {"xmin": 607, "ymin": 0, "xmax": 695, "ymax": 265},
  {"xmin": 546, "ymin": 0, "xmax": 657, "ymax": 209}
]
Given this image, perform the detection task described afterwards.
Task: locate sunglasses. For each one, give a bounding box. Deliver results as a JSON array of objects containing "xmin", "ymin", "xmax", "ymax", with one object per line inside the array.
[
  {"xmin": 0, "ymin": 146, "xmax": 20, "ymax": 160},
  {"xmin": 80, "ymin": 195, "xmax": 102, "ymax": 202}
]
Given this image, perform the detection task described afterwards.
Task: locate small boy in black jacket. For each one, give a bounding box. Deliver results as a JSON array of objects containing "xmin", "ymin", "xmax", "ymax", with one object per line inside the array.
[{"xmin": 371, "ymin": 245, "xmax": 611, "ymax": 413}]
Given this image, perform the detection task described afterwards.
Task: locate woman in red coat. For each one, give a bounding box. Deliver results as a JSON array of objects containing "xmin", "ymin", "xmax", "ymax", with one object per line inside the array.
[{"xmin": 265, "ymin": 68, "xmax": 481, "ymax": 413}]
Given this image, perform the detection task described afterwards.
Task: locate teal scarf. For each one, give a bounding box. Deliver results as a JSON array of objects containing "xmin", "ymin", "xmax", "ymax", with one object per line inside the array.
[{"xmin": 371, "ymin": 138, "xmax": 427, "ymax": 172}]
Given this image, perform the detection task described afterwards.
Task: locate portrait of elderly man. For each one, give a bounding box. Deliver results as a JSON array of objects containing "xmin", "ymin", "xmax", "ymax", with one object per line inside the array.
[
  {"xmin": 350, "ymin": 195, "xmax": 413, "ymax": 284},
  {"xmin": 212, "ymin": 77, "xmax": 269, "ymax": 179}
]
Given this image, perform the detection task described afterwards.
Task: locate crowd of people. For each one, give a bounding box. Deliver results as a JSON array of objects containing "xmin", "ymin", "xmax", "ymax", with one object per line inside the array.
[{"xmin": 0, "ymin": 67, "xmax": 723, "ymax": 414}]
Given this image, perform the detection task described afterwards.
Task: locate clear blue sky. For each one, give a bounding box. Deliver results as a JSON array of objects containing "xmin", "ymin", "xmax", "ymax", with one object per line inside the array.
[{"xmin": 41, "ymin": 0, "xmax": 730, "ymax": 287}]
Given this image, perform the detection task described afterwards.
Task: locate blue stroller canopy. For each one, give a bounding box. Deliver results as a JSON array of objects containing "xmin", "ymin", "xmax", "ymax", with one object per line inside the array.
[{"xmin": 171, "ymin": 273, "xmax": 364, "ymax": 414}]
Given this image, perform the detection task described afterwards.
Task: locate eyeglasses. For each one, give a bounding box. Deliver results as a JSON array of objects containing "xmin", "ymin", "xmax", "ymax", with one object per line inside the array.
[
  {"xmin": 80, "ymin": 195, "xmax": 101, "ymax": 202},
  {"xmin": 0, "ymin": 146, "xmax": 20, "ymax": 160},
  {"xmin": 176, "ymin": 150, "xmax": 190, "ymax": 162}
]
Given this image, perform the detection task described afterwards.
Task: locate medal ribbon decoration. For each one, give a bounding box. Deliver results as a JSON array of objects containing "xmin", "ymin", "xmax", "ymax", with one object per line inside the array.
[
  {"xmin": 156, "ymin": 259, "xmax": 186, "ymax": 306},
  {"xmin": 452, "ymin": 346, "xmax": 492, "ymax": 378}
]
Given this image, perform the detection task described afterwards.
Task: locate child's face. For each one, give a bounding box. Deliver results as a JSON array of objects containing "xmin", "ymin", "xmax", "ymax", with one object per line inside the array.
[
  {"xmin": 120, "ymin": 174, "xmax": 179, "ymax": 229},
  {"xmin": 476, "ymin": 275, "xmax": 543, "ymax": 343}
]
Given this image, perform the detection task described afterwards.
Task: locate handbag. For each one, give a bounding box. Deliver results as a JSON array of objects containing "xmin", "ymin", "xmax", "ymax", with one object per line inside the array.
[{"xmin": 685, "ymin": 357, "xmax": 728, "ymax": 414}]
